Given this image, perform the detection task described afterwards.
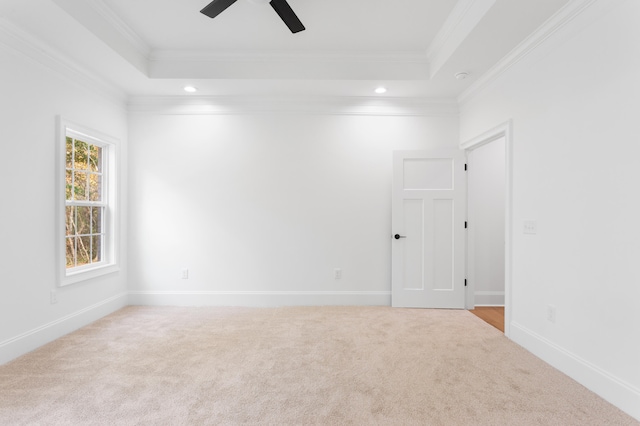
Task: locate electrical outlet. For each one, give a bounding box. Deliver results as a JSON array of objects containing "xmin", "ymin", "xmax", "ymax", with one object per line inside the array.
[
  {"xmin": 50, "ymin": 290, "xmax": 58, "ymax": 304},
  {"xmin": 524, "ymin": 220, "xmax": 537, "ymax": 235},
  {"xmin": 334, "ymin": 268, "xmax": 342, "ymax": 280},
  {"xmin": 181, "ymin": 268, "xmax": 189, "ymax": 279},
  {"xmin": 547, "ymin": 305, "xmax": 556, "ymax": 323}
]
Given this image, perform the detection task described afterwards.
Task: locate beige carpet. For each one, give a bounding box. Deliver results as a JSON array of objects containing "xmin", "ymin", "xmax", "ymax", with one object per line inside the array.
[{"xmin": 0, "ymin": 306, "xmax": 636, "ymax": 425}]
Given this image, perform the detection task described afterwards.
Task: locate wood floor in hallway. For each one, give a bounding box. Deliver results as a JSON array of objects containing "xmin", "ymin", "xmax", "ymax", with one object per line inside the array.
[{"xmin": 470, "ymin": 306, "xmax": 505, "ymax": 332}]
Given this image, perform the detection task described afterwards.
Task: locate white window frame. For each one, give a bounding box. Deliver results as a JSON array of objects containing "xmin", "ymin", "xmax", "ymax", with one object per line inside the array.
[{"xmin": 57, "ymin": 117, "xmax": 119, "ymax": 286}]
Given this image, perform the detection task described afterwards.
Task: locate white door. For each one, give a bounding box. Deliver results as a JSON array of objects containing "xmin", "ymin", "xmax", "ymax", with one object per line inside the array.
[{"xmin": 391, "ymin": 150, "xmax": 466, "ymax": 308}]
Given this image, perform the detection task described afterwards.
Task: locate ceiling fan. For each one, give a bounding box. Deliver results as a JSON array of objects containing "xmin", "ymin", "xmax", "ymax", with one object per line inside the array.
[{"xmin": 200, "ymin": 0, "xmax": 306, "ymax": 34}]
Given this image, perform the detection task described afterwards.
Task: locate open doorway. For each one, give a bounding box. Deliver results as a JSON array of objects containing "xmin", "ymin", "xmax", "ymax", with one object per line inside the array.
[{"xmin": 462, "ymin": 122, "xmax": 512, "ymax": 335}]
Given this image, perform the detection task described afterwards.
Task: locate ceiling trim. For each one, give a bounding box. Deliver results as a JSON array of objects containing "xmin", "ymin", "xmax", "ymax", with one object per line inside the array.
[
  {"xmin": 87, "ymin": 0, "xmax": 151, "ymax": 59},
  {"xmin": 148, "ymin": 50, "xmax": 430, "ymax": 80},
  {"xmin": 70, "ymin": 1, "xmax": 432, "ymax": 81},
  {"xmin": 458, "ymin": 0, "xmax": 600, "ymax": 107},
  {"xmin": 52, "ymin": 0, "xmax": 149, "ymax": 74},
  {"xmin": 426, "ymin": 0, "xmax": 496, "ymax": 79},
  {"xmin": 427, "ymin": 0, "xmax": 475, "ymax": 57},
  {"xmin": 127, "ymin": 96, "xmax": 459, "ymax": 117},
  {"xmin": 150, "ymin": 49, "xmax": 429, "ymax": 63},
  {"xmin": 0, "ymin": 17, "xmax": 127, "ymax": 107}
]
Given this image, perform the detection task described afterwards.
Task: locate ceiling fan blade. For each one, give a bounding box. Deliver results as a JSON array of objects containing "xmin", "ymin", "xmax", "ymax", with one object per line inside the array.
[
  {"xmin": 269, "ymin": 0, "xmax": 305, "ymax": 33},
  {"xmin": 200, "ymin": 0, "xmax": 239, "ymax": 19}
]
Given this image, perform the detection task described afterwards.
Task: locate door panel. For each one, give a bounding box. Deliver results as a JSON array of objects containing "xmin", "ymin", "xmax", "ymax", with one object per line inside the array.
[
  {"xmin": 433, "ymin": 198, "xmax": 453, "ymax": 291},
  {"xmin": 403, "ymin": 199, "xmax": 424, "ymax": 290},
  {"xmin": 403, "ymin": 158, "xmax": 453, "ymax": 190},
  {"xmin": 392, "ymin": 150, "xmax": 466, "ymax": 309}
]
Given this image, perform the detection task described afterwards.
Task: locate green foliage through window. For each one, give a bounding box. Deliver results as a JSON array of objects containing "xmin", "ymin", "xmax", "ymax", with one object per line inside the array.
[{"xmin": 65, "ymin": 136, "xmax": 105, "ymax": 268}]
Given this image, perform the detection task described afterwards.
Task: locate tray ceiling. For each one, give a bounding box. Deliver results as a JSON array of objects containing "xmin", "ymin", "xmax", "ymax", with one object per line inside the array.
[{"xmin": 0, "ymin": 0, "xmax": 571, "ymax": 98}]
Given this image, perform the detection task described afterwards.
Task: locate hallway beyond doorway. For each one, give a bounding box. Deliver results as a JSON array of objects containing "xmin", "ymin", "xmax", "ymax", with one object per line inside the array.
[{"xmin": 470, "ymin": 306, "xmax": 504, "ymax": 332}]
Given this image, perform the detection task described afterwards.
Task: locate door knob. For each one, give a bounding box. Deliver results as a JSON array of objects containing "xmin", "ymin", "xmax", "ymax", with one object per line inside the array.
[{"xmin": 394, "ymin": 234, "xmax": 406, "ymax": 239}]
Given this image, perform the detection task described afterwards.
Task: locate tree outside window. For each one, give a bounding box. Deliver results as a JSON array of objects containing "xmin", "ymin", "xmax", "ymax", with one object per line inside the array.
[{"xmin": 65, "ymin": 136, "xmax": 106, "ymax": 268}]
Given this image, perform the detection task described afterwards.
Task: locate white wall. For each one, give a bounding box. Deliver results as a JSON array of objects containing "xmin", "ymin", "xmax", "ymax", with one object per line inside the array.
[
  {"xmin": 2, "ymin": 0, "xmax": 637, "ymax": 418},
  {"xmin": 128, "ymin": 109, "xmax": 459, "ymax": 306},
  {"xmin": 0, "ymin": 43, "xmax": 128, "ymax": 364},
  {"xmin": 460, "ymin": 0, "xmax": 640, "ymax": 418},
  {"xmin": 467, "ymin": 137, "xmax": 505, "ymax": 306}
]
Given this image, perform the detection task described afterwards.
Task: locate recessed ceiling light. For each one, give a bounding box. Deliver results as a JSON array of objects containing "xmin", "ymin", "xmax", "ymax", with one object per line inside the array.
[
  {"xmin": 374, "ymin": 87, "xmax": 387, "ymax": 94},
  {"xmin": 183, "ymin": 86, "xmax": 198, "ymax": 93}
]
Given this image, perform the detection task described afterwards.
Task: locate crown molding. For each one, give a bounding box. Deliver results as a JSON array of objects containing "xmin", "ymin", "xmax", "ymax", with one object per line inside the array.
[
  {"xmin": 148, "ymin": 50, "xmax": 430, "ymax": 80},
  {"xmin": 150, "ymin": 49, "xmax": 428, "ymax": 64},
  {"xmin": 426, "ymin": 0, "xmax": 477, "ymax": 62},
  {"xmin": 426, "ymin": 0, "xmax": 496, "ymax": 79},
  {"xmin": 457, "ymin": 0, "xmax": 600, "ymax": 107},
  {"xmin": 127, "ymin": 95, "xmax": 459, "ymax": 117},
  {"xmin": 51, "ymin": 0, "xmax": 149, "ymax": 74},
  {"xmin": 87, "ymin": 0, "xmax": 151, "ymax": 59},
  {"xmin": 0, "ymin": 17, "xmax": 127, "ymax": 107}
]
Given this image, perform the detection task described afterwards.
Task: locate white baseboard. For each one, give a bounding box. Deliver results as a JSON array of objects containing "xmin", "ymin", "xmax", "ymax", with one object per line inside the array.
[
  {"xmin": 0, "ymin": 293, "xmax": 128, "ymax": 365},
  {"xmin": 128, "ymin": 290, "xmax": 391, "ymax": 307},
  {"xmin": 510, "ymin": 322, "xmax": 640, "ymax": 421},
  {"xmin": 474, "ymin": 291, "xmax": 505, "ymax": 306}
]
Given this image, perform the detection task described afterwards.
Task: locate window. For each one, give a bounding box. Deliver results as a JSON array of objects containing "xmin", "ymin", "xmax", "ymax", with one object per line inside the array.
[{"xmin": 57, "ymin": 118, "xmax": 118, "ymax": 285}]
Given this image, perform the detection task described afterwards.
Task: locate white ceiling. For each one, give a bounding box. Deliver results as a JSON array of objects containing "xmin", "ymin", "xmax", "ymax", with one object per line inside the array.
[
  {"xmin": 105, "ymin": 0, "xmax": 456, "ymax": 52},
  {"xmin": 0, "ymin": 0, "xmax": 572, "ymax": 99}
]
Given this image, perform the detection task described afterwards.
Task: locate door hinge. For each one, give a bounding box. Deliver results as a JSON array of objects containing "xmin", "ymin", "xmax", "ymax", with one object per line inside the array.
[
  {"xmin": 464, "ymin": 221, "xmax": 468, "ymax": 229},
  {"xmin": 465, "ymin": 279, "xmax": 467, "ymax": 287},
  {"xmin": 464, "ymin": 163, "xmax": 467, "ymax": 171}
]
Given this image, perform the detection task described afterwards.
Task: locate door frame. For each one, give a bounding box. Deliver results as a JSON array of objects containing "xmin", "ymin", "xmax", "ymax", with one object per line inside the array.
[{"xmin": 461, "ymin": 121, "xmax": 513, "ymax": 337}]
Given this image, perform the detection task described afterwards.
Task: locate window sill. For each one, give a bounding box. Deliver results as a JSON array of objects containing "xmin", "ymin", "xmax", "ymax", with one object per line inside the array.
[{"xmin": 60, "ymin": 263, "xmax": 120, "ymax": 287}]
